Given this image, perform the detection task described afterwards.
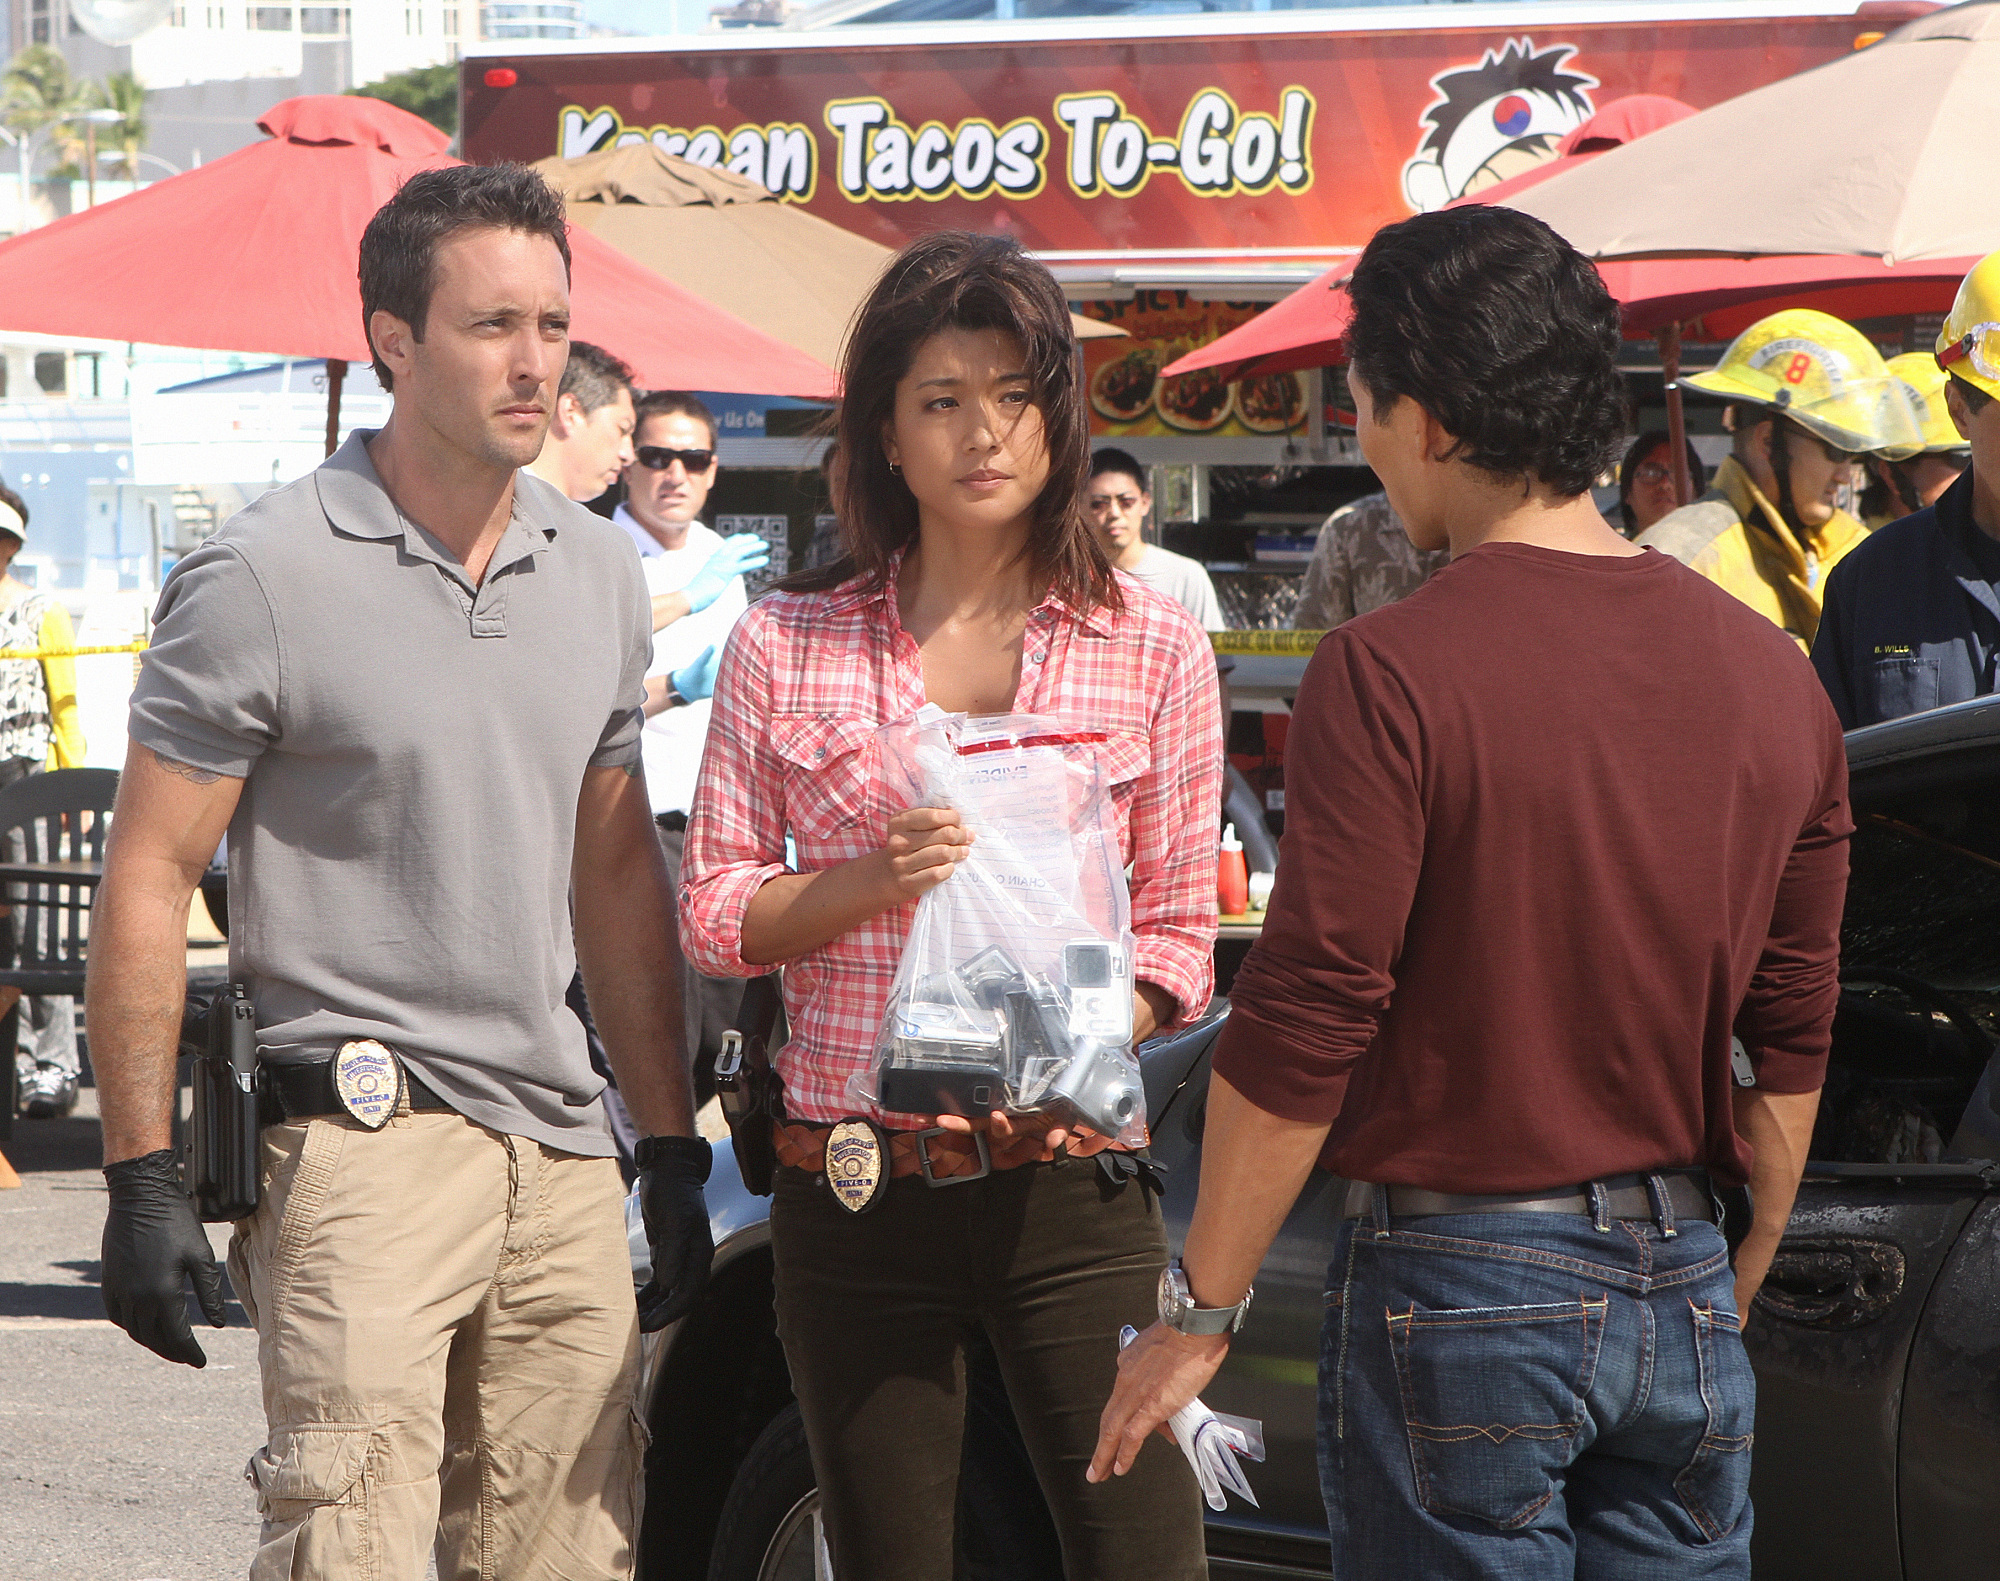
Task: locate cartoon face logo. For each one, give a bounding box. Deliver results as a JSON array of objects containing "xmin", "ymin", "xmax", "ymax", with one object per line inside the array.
[{"xmin": 1401, "ymin": 39, "xmax": 1597, "ymax": 213}]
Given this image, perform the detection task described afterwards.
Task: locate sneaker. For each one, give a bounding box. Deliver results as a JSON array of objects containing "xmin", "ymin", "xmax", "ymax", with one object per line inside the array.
[{"xmin": 20, "ymin": 1061, "xmax": 77, "ymax": 1119}]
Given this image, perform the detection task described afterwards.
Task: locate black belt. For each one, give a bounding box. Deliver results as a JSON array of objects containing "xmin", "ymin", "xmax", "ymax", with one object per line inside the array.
[
  {"xmin": 655, "ymin": 810, "xmax": 688, "ymax": 833},
  {"xmin": 262, "ymin": 1058, "xmax": 454, "ymax": 1125},
  {"xmin": 1341, "ymin": 1168, "xmax": 1716, "ymax": 1225}
]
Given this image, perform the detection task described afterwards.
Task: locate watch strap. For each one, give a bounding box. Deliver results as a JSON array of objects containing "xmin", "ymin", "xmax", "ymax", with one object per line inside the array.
[{"xmin": 1171, "ymin": 1300, "xmax": 1245, "ymax": 1336}]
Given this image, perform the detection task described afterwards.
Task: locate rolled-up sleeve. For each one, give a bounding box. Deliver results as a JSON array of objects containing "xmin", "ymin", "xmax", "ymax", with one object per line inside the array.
[
  {"xmin": 1211, "ymin": 629, "xmax": 1424, "ymax": 1123},
  {"xmin": 1735, "ymin": 723, "xmax": 1851, "ymax": 1092},
  {"xmin": 679, "ymin": 606, "xmax": 788, "ymax": 977},
  {"xmin": 128, "ymin": 542, "xmax": 281, "ymax": 778},
  {"xmin": 1127, "ymin": 618, "xmax": 1223, "ymax": 1029}
]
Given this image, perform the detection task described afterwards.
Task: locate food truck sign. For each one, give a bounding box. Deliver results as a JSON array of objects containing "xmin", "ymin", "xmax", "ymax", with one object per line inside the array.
[{"xmin": 465, "ymin": 14, "xmax": 1866, "ymax": 255}]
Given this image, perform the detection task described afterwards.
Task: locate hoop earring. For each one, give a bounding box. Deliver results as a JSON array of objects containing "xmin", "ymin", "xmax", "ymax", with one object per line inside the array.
[{"xmin": 888, "ymin": 462, "xmax": 902, "ymax": 475}]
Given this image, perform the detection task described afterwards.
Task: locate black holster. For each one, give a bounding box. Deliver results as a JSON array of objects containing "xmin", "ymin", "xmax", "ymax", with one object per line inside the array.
[
  {"xmin": 179, "ymin": 983, "xmax": 262, "ymax": 1222},
  {"xmin": 714, "ymin": 974, "xmax": 785, "ymax": 1196}
]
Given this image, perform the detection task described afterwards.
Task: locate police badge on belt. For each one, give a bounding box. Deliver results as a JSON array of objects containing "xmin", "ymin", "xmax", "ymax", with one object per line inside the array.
[
  {"xmin": 334, "ymin": 1039, "xmax": 403, "ymax": 1129},
  {"xmin": 825, "ymin": 1117, "xmax": 890, "ymax": 1213}
]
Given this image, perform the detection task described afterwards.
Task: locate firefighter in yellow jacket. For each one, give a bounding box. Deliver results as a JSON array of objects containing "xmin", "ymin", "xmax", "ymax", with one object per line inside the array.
[{"xmin": 1639, "ymin": 309, "xmax": 1922, "ymax": 649}]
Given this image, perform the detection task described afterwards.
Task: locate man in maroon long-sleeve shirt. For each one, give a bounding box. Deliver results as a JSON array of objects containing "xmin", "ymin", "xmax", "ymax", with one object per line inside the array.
[{"xmin": 1093, "ymin": 208, "xmax": 1850, "ymax": 1578}]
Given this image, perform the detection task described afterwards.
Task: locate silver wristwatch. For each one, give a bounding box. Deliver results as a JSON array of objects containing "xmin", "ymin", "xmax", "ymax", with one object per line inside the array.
[{"xmin": 1158, "ymin": 1257, "xmax": 1252, "ymax": 1336}]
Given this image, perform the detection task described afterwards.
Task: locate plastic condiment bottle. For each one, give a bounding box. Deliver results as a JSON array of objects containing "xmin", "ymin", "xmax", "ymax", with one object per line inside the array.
[{"xmin": 1218, "ymin": 824, "xmax": 1249, "ymax": 916}]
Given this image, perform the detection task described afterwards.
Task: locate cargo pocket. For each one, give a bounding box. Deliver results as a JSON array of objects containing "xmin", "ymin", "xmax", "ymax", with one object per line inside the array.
[
  {"xmin": 246, "ymin": 1426, "xmax": 374, "ymax": 1581},
  {"xmin": 1865, "ymin": 655, "xmax": 1939, "ymax": 722},
  {"xmin": 1675, "ymin": 1301, "xmax": 1755, "ymax": 1542},
  {"xmin": 770, "ymin": 714, "xmax": 879, "ymax": 844},
  {"xmin": 1388, "ymin": 1297, "xmax": 1605, "ymax": 1529}
]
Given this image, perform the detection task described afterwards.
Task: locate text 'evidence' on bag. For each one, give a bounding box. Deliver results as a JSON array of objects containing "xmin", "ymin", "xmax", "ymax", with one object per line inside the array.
[{"xmin": 855, "ymin": 706, "xmax": 1148, "ymax": 1148}]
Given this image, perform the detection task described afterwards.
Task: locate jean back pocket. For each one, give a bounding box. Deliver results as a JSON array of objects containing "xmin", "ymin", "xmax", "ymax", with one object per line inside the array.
[
  {"xmin": 1388, "ymin": 1297, "xmax": 1606, "ymax": 1530},
  {"xmin": 1675, "ymin": 1300, "xmax": 1755, "ymax": 1542}
]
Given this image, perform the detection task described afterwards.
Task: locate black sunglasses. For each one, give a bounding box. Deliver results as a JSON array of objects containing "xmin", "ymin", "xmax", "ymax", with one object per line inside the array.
[{"xmin": 635, "ymin": 445, "xmax": 716, "ymax": 473}]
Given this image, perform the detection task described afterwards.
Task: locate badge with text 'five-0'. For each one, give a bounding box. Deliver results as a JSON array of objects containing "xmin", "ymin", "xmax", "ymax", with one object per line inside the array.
[
  {"xmin": 334, "ymin": 1039, "xmax": 403, "ymax": 1129},
  {"xmin": 825, "ymin": 1117, "xmax": 890, "ymax": 1214}
]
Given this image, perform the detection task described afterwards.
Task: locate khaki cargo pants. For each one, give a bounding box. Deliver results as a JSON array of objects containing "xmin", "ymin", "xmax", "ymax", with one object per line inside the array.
[{"xmin": 226, "ymin": 1107, "xmax": 643, "ymax": 1581}]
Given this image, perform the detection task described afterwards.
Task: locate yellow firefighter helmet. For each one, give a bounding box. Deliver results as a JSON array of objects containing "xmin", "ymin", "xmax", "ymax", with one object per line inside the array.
[
  {"xmin": 1936, "ymin": 251, "xmax": 2000, "ymax": 404},
  {"xmin": 1879, "ymin": 353, "xmax": 1971, "ymax": 461},
  {"xmin": 1683, "ymin": 308, "xmax": 1922, "ymax": 455}
]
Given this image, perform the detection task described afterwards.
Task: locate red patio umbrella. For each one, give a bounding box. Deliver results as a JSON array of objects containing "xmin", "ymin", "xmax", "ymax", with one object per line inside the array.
[
  {"xmin": 0, "ymin": 95, "xmax": 836, "ymax": 450},
  {"xmin": 1168, "ymin": 252, "xmax": 1970, "ymax": 506}
]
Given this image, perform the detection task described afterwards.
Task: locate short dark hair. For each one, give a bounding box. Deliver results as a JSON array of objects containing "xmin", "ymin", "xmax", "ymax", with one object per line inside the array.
[
  {"xmin": 1724, "ymin": 402, "xmax": 1777, "ymax": 444},
  {"xmin": 1088, "ymin": 448, "xmax": 1147, "ymax": 491},
  {"xmin": 358, "ymin": 164, "xmax": 573, "ymax": 392},
  {"xmin": 561, "ymin": 342, "xmax": 634, "ymax": 416},
  {"xmin": 634, "ymin": 390, "xmax": 717, "ymax": 452},
  {"xmin": 1949, "ymin": 372, "xmax": 1993, "ymax": 416},
  {"xmin": 786, "ymin": 230, "xmax": 1115, "ymax": 614},
  {"xmin": 0, "ymin": 480, "xmax": 28, "ymax": 538},
  {"xmin": 1345, "ymin": 206, "xmax": 1627, "ymax": 497}
]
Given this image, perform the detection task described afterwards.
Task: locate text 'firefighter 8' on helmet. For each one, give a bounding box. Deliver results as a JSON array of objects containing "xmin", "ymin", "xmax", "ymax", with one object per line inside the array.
[
  {"xmin": 1682, "ymin": 308, "xmax": 1923, "ymax": 456},
  {"xmin": 1880, "ymin": 353, "xmax": 1971, "ymax": 462},
  {"xmin": 1937, "ymin": 250, "xmax": 2000, "ymax": 404}
]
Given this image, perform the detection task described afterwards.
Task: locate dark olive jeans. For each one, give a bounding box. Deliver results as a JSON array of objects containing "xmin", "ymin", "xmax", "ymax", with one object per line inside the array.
[{"xmin": 771, "ymin": 1153, "xmax": 1208, "ymax": 1581}]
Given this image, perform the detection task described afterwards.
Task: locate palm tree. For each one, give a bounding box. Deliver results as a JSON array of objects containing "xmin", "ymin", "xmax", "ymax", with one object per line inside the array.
[
  {"xmin": 2, "ymin": 45, "xmax": 95, "ymax": 176},
  {"xmin": 98, "ymin": 72, "xmax": 146, "ymax": 182}
]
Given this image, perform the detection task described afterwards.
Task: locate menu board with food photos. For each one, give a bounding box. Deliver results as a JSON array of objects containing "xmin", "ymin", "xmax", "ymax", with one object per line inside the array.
[{"xmin": 1080, "ymin": 293, "xmax": 1308, "ymax": 441}]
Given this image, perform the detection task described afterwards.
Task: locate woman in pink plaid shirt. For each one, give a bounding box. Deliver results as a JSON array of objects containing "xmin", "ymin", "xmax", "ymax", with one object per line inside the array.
[{"xmin": 681, "ymin": 231, "xmax": 1222, "ymax": 1578}]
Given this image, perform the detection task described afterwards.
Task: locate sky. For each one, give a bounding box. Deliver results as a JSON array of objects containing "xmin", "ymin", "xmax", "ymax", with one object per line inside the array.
[{"xmin": 582, "ymin": 0, "xmax": 713, "ymax": 34}]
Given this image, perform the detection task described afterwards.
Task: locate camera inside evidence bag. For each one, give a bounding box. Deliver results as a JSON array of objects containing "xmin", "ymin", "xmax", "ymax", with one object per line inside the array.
[{"xmin": 876, "ymin": 942, "xmax": 1143, "ymax": 1134}]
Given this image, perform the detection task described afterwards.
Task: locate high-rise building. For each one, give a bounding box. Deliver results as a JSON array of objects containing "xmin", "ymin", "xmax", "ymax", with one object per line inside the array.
[{"xmin": 11, "ymin": 1, "xmax": 469, "ymax": 170}]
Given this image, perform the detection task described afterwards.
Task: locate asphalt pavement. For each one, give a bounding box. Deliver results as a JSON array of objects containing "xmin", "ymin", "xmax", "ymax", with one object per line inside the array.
[{"xmin": 0, "ymin": 1089, "xmax": 262, "ymax": 1581}]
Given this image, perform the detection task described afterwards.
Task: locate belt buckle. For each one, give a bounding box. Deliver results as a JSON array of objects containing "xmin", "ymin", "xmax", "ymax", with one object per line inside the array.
[{"xmin": 917, "ymin": 1127, "xmax": 990, "ymax": 1187}]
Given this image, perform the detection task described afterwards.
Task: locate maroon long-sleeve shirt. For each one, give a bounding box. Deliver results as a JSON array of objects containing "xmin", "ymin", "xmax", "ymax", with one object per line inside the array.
[{"xmin": 1213, "ymin": 541, "xmax": 1851, "ymax": 1192}]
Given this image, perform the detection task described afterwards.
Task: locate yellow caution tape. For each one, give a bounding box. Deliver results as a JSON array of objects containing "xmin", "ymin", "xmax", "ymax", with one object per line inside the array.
[
  {"xmin": 0, "ymin": 643, "xmax": 148, "ymax": 659},
  {"xmin": 1211, "ymin": 630, "xmax": 1326, "ymax": 657}
]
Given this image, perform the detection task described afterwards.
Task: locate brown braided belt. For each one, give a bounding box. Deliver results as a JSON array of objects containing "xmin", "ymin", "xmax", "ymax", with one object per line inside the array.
[{"xmin": 773, "ymin": 1118, "xmax": 1123, "ymax": 1186}]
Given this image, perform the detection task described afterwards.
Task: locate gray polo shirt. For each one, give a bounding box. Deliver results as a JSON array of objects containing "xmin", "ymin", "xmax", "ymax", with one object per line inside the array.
[{"xmin": 130, "ymin": 431, "xmax": 652, "ymax": 1155}]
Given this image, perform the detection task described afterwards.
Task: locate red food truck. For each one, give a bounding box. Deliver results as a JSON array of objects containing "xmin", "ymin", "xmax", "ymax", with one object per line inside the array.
[{"xmin": 461, "ymin": 2, "xmax": 1916, "ymax": 740}]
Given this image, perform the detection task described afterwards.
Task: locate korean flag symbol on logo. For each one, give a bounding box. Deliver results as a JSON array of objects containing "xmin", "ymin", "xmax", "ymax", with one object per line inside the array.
[
  {"xmin": 825, "ymin": 1117, "xmax": 890, "ymax": 1214},
  {"xmin": 334, "ymin": 1039, "xmax": 403, "ymax": 1129}
]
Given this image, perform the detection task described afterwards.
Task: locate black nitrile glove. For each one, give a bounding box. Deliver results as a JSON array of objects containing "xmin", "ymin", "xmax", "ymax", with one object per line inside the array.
[
  {"xmin": 633, "ymin": 1134, "xmax": 714, "ymax": 1332},
  {"xmin": 101, "ymin": 1149, "xmax": 227, "ymax": 1368}
]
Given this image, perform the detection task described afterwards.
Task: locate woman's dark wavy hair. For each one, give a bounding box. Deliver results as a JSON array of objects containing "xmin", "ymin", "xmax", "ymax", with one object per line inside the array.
[
  {"xmin": 782, "ymin": 230, "xmax": 1118, "ymax": 614},
  {"xmin": 1345, "ymin": 207, "xmax": 1628, "ymax": 497}
]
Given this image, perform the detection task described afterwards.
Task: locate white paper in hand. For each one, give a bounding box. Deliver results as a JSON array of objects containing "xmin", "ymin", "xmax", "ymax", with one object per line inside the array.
[{"xmin": 1119, "ymin": 1326, "xmax": 1266, "ymax": 1510}]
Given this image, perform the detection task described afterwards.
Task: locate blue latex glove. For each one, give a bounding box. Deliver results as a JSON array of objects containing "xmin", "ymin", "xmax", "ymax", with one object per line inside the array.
[
  {"xmin": 682, "ymin": 533, "xmax": 770, "ymax": 613},
  {"xmin": 670, "ymin": 645, "xmax": 721, "ymax": 704}
]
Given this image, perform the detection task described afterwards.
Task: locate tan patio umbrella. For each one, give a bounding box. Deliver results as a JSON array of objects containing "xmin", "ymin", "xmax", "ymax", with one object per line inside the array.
[
  {"xmin": 1498, "ymin": 1, "xmax": 2000, "ymax": 264},
  {"xmin": 533, "ymin": 144, "xmax": 1121, "ymax": 371}
]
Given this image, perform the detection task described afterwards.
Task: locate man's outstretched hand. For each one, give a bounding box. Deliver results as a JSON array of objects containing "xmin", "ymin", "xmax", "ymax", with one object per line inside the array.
[
  {"xmin": 101, "ymin": 1149, "xmax": 227, "ymax": 1367},
  {"xmin": 1088, "ymin": 1319, "xmax": 1230, "ymax": 1485}
]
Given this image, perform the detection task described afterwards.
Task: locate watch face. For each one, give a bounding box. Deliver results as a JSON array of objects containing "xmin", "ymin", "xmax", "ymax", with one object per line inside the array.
[{"xmin": 1158, "ymin": 1263, "xmax": 1186, "ymax": 1325}]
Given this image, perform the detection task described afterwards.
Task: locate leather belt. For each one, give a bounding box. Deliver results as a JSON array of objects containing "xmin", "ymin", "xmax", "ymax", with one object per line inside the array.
[
  {"xmin": 773, "ymin": 1118, "xmax": 1120, "ymax": 1186},
  {"xmin": 1341, "ymin": 1169, "xmax": 1716, "ymax": 1224},
  {"xmin": 263, "ymin": 1059, "xmax": 454, "ymax": 1125}
]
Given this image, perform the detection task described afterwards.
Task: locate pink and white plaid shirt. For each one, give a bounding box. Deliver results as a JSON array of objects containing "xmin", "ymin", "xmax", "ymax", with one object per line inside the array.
[{"xmin": 680, "ymin": 566, "xmax": 1223, "ymax": 1127}]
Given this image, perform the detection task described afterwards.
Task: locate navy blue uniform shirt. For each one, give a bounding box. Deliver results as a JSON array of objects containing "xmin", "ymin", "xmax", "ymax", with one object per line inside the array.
[{"xmin": 1812, "ymin": 469, "xmax": 2000, "ymax": 728}]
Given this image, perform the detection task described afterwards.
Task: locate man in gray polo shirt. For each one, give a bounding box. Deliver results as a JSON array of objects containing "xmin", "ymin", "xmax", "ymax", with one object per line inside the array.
[{"xmin": 87, "ymin": 166, "xmax": 710, "ymax": 1579}]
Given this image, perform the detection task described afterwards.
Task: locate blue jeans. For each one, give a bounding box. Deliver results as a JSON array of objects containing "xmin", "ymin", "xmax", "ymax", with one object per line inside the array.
[{"xmin": 1319, "ymin": 1197, "xmax": 1753, "ymax": 1580}]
